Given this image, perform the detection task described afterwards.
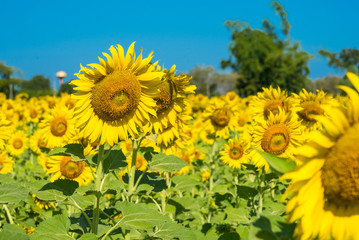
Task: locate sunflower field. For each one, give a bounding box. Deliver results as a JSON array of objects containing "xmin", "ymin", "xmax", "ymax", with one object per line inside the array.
[{"xmin": 1, "ymin": 42, "xmax": 359, "ymax": 240}]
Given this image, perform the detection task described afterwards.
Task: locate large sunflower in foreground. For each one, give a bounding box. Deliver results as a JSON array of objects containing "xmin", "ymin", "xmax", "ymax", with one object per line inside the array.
[
  {"xmin": 39, "ymin": 105, "xmax": 77, "ymax": 148},
  {"xmin": 250, "ymin": 109, "xmax": 304, "ymax": 171},
  {"xmin": 220, "ymin": 135, "xmax": 251, "ymax": 169},
  {"xmin": 282, "ymin": 72, "xmax": 359, "ymax": 240},
  {"xmin": 71, "ymin": 42, "xmax": 165, "ymax": 146},
  {"xmin": 46, "ymin": 156, "xmax": 94, "ymax": 186}
]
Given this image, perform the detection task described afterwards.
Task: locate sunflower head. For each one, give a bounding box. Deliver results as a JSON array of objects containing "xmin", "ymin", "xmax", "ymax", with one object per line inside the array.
[{"xmin": 71, "ymin": 42, "xmax": 165, "ymax": 146}]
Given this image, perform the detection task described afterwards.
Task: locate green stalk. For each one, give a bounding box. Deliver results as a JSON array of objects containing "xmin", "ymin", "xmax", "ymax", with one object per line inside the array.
[
  {"xmin": 128, "ymin": 139, "xmax": 139, "ymax": 196},
  {"xmin": 92, "ymin": 144, "xmax": 105, "ymax": 235},
  {"xmin": 3, "ymin": 204, "xmax": 14, "ymax": 224}
]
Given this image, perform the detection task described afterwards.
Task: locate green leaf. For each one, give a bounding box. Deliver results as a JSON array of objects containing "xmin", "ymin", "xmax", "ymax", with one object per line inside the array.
[
  {"xmin": 150, "ymin": 222, "xmax": 197, "ymax": 240},
  {"xmin": 117, "ymin": 202, "xmax": 169, "ymax": 230},
  {"xmin": 236, "ymin": 185, "xmax": 258, "ymax": 200},
  {"xmin": 253, "ymin": 147, "xmax": 296, "ymax": 174},
  {"xmin": 103, "ymin": 150, "xmax": 127, "ymax": 173},
  {"xmin": 30, "ymin": 214, "xmax": 73, "ymax": 240},
  {"xmin": 0, "ymin": 184, "xmax": 29, "ymax": 204},
  {"xmin": 47, "ymin": 144, "xmax": 85, "ymax": 161},
  {"xmin": 40, "ymin": 179, "xmax": 79, "ymax": 196},
  {"xmin": 78, "ymin": 233, "xmax": 98, "ymax": 240},
  {"xmin": 225, "ymin": 207, "xmax": 251, "ymax": 224},
  {"xmin": 0, "ymin": 224, "xmax": 30, "ymax": 240},
  {"xmin": 172, "ymin": 175, "xmax": 200, "ymax": 191},
  {"xmin": 149, "ymin": 153, "xmax": 188, "ymax": 172}
]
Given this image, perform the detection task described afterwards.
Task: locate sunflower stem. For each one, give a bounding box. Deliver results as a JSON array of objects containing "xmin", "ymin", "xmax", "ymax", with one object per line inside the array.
[
  {"xmin": 3, "ymin": 204, "xmax": 14, "ymax": 224},
  {"xmin": 128, "ymin": 139, "xmax": 139, "ymax": 197},
  {"xmin": 92, "ymin": 144, "xmax": 105, "ymax": 235}
]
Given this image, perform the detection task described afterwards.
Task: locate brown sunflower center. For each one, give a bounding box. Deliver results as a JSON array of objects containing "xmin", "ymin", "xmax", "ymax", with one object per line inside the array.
[
  {"xmin": 297, "ymin": 102, "xmax": 323, "ymax": 122},
  {"xmin": 60, "ymin": 156, "xmax": 86, "ymax": 179},
  {"xmin": 30, "ymin": 110, "xmax": 38, "ymax": 119},
  {"xmin": 37, "ymin": 138, "xmax": 47, "ymax": 148},
  {"xmin": 135, "ymin": 156, "xmax": 146, "ymax": 169},
  {"xmin": 13, "ymin": 138, "xmax": 23, "ymax": 149},
  {"xmin": 51, "ymin": 118, "xmax": 68, "ymax": 137},
  {"xmin": 155, "ymin": 80, "xmax": 176, "ymax": 115},
  {"xmin": 65, "ymin": 99, "xmax": 75, "ymax": 110},
  {"xmin": 229, "ymin": 144, "xmax": 244, "ymax": 160},
  {"xmin": 211, "ymin": 109, "xmax": 230, "ymax": 128},
  {"xmin": 237, "ymin": 116, "xmax": 246, "ymax": 127},
  {"xmin": 264, "ymin": 100, "xmax": 286, "ymax": 119},
  {"xmin": 321, "ymin": 123, "xmax": 359, "ymax": 205},
  {"xmin": 91, "ymin": 70, "xmax": 141, "ymax": 121},
  {"xmin": 261, "ymin": 124, "xmax": 290, "ymax": 155}
]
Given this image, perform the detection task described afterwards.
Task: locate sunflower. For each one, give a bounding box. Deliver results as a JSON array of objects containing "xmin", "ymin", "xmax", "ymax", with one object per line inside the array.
[
  {"xmin": 30, "ymin": 130, "xmax": 48, "ymax": 155},
  {"xmin": 71, "ymin": 42, "xmax": 165, "ymax": 146},
  {"xmin": 46, "ymin": 156, "xmax": 94, "ymax": 186},
  {"xmin": 250, "ymin": 86, "xmax": 297, "ymax": 120},
  {"xmin": 32, "ymin": 194, "xmax": 56, "ymax": 210},
  {"xmin": 0, "ymin": 113, "xmax": 12, "ymax": 149},
  {"xmin": 282, "ymin": 72, "xmax": 359, "ymax": 240},
  {"xmin": 250, "ymin": 109, "xmax": 304, "ymax": 171},
  {"xmin": 202, "ymin": 98, "xmax": 238, "ymax": 139},
  {"xmin": 26, "ymin": 106, "xmax": 41, "ymax": 124},
  {"xmin": 292, "ymin": 88, "xmax": 338, "ymax": 131},
  {"xmin": 150, "ymin": 65, "xmax": 195, "ymax": 134},
  {"xmin": 126, "ymin": 152, "xmax": 148, "ymax": 172},
  {"xmin": 174, "ymin": 147, "xmax": 195, "ymax": 176},
  {"xmin": 60, "ymin": 93, "xmax": 77, "ymax": 110},
  {"xmin": 0, "ymin": 151, "xmax": 14, "ymax": 174},
  {"xmin": 7, "ymin": 131, "xmax": 28, "ymax": 157},
  {"xmin": 220, "ymin": 135, "xmax": 251, "ymax": 169},
  {"xmin": 39, "ymin": 105, "xmax": 76, "ymax": 148}
]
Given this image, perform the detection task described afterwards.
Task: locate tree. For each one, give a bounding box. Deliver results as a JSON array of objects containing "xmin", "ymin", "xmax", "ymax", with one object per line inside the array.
[
  {"xmin": 20, "ymin": 74, "xmax": 52, "ymax": 97},
  {"xmin": 319, "ymin": 48, "xmax": 359, "ymax": 74},
  {"xmin": 188, "ymin": 65, "xmax": 238, "ymax": 97},
  {"xmin": 221, "ymin": 1, "xmax": 311, "ymax": 97},
  {"xmin": 59, "ymin": 81, "xmax": 75, "ymax": 95},
  {"xmin": 0, "ymin": 62, "xmax": 22, "ymax": 99},
  {"xmin": 306, "ymin": 75, "xmax": 342, "ymax": 96}
]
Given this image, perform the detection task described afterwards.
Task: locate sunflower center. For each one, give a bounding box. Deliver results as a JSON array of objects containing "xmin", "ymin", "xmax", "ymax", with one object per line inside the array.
[
  {"xmin": 51, "ymin": 118, "xmax": 68, "ymax": 137},
  {"xmin": 237, "ymin": 117, "xmax": 246, "ymax": 127},
  {"xmin": 321, "ymin": 123, "xmax": 359, "ymax": 205},
  {"xmin": 37, "ymin": 138, "xmax": 47, "ymax": 148},
  {"xmin": 13, "ymin": 138, "xmax": 23, "ymax": 149},
  {"xmin": 261, "ymin": 124, "xmax": 290, "ymax": 155},
  {"xmin": 91, "ymin": 70, "xmax": 141, "ymax": 121},
  {"xmin": 30, "ymin": 110, "xmax": 38, "ymax": 119},
  {"xmin": 264, "ymin": 100, "xmax": 285, "ymax": 119},
  {"xmin": 297, "ymin": 102, "xmax": 323, "ymax": 122},
  {"xmin": 60, "ymin": 156, "xmax": 86, "ymax": 179},
  {"xmin": 155, "ymin": 80, "xmax": 176, "ymax": 115},
  {"xmin": 229, "ymin": 144, "xmax": 244, "ymax": 160},
  {"xmin": 211, "ymin": 109, "xmax": 230, "ymax": 128},
  {"xmin": 65, "ymin": 99, "xmax": 75, "ymax": 110}
]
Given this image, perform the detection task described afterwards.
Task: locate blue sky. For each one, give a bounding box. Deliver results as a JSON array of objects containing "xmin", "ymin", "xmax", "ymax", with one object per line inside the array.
[{"xmin": 0, "ymin": 0, "xmax": 358, "ymax": 89}]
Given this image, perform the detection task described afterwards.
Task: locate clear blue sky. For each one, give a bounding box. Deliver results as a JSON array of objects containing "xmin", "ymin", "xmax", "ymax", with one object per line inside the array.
[{"xmin": 1, "ymin": 0, "xmax": 358, "ymax": 89}]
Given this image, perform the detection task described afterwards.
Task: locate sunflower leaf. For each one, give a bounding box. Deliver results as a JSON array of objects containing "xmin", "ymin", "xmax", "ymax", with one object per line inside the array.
[
  {"xmin": 40, "ymin": 179, "xmax": 79, "ymax": 196},
  {"xmin": 47, "ymin": 144, "xmax": 86, "ymax": 161},
  {"xmin": 253, "ymin": 147, "xmax": 296, "ymax": 174},
  {"xmin": 29, "ymin": 214, "xmax": 73, "ymax": 240},
  {"xmin": 0, "ymin": 224, "xmax": 30, "ymax": 240},
  {"xmin": 148, "ymin": 153, "xmax": 188, "ymax": 172},
  {"xmin": 0, "ymin": 184, "xmax": 29, "ymax": 204}
]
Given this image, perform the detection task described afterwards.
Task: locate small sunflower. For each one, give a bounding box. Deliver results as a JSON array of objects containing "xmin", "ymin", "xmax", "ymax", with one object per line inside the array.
[
  {"xmin": 46, "ymin": 156, "xmax": 94, "ymax": 186},
  {"xmin": 26, "ymin": 106, "xmax": 41, "ymax": 123},
  {"xmin": 71, "ymin": 42, "xmax": 165, "ymax": 146},
  {"xmin": 7, "ymin": 131, "xmax": 28, "ymax": 157},
  {"xmin": 281, "ymin": 72, "xmax": 359, "ymax": 240},
  {"xmin": 126, "ymin": 152, "xmax": 148, "ymax": 172},
  {"xmin": 30, "ymin": 130, "xmax": 48, "ymax": 155},
  {"xmin": 0, "ymin": 113, "xmax": 11, "ymax": 149},
  {"xmin": 0, "ymin": 151, "xmax": 14, "ymax": 174},
  {"xmin": 202, "ymin": 98, "xmax": 238, "ymax": 139},
  {"xmin": 292, "ymin": 88, "xmax": 338, "ymax": 131},
  {"xmin": 175, "ymin": 147, "xmax": 195, "ymax": 176},
  {"xmin": 32, "ymin": 194, "xmax": 56, "ymax": 210},
  {"xmin": 150, "ymin": 65, "xmax": 196, "ymax": 134},
  {"xmin": 39, "ymin": 105, "xmax": 76, "ymax": 148},
  {"xmin": 220, "ymin": 135, "xmax": 251, "ymax": 169},
  {"xmin": 250, "ymin": 86, "xmax": 297, "ymax": 120},
  {"xmin": 250, "ymin": 109, "xmax": 304, "ymax": 171}
]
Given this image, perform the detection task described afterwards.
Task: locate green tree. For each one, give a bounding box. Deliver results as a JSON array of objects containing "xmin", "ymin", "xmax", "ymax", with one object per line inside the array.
[
  {"xmin": 0, "ymin": 62, "xmax": 22, "ymax": 99},
  {"xmin": 221, "ymin": 1, "xmax": 311, "ymax": 97},
  {"xmin": 58, "ymin": 81, "xmax": 75, "ymax": 95},
  {"xmin": 306, "ymin": 75, "xmax": 342, "ymax": 96},
  {"xmin": 21, "ymin": 74, "xmax": 52, "ymax": 97}
]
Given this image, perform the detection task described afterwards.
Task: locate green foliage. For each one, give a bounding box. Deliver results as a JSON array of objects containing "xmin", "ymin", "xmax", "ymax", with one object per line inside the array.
[
  {"xmin": 59, "ymin": 81, "xmax": 75, "ymax": 95},
  {"xmin": 20, "ymin": 74, "xmax": 52, "ymax": 97},
  {"xmin": 319, "ymin": 48, "xmax": 359, "ymax": 74},
  {"xmin": 254, "ymin": 148, "xmax": 296, "ymax": 175},
  {"xmin": 0, "ymin": 184, "xmax": 29, "ymax": 204},
  {"xmin": 221, "ymin": 2, "xmax": 311, "ymax": 96},
  {"xmin": 0, "ymin": 61, "xmax": 22, "ymax": 98},
  {"xmin": 149, "ymin": 153, "xmax": 189, "ymax": 172}
]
